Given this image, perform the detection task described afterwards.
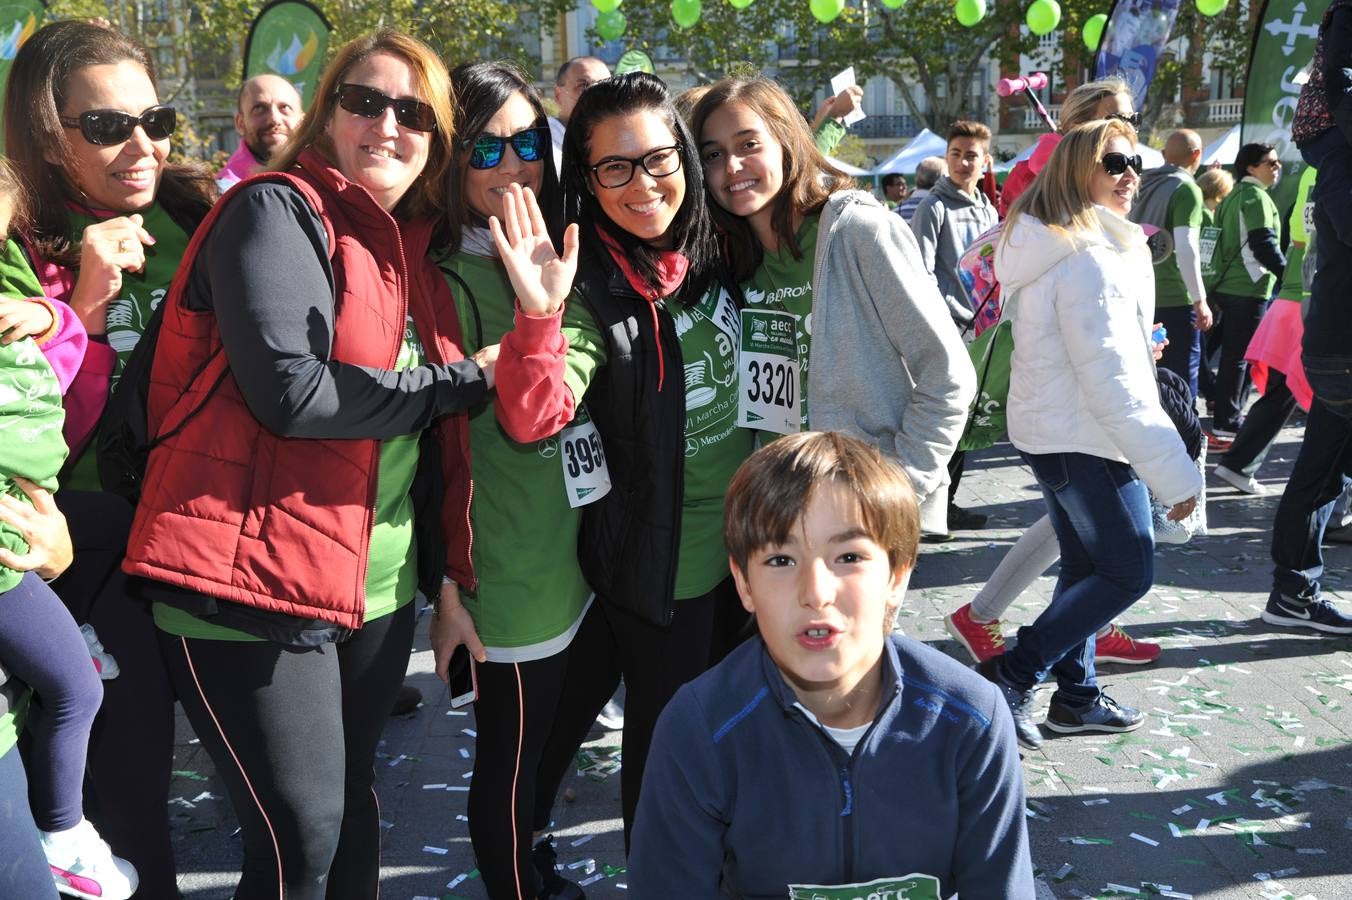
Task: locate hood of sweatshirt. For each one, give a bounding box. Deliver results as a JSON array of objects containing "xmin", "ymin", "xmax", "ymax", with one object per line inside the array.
[
  {"xmin": 932, "ymin": 175, "xmax": 992, "ymax": 211},
  {"xmin": 995, "ymin": 205, "xmax": 1148, "ymax": 294}
]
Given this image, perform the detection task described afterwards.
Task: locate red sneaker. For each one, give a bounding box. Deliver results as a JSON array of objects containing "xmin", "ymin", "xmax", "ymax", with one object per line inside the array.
[
  {"xmin": 1094, "ymin": 623, "xmax": 1161, "ymax": 665},
  {"xmin": 945, "ymin": 603, "xmax": 1006, "ymax": 663}
]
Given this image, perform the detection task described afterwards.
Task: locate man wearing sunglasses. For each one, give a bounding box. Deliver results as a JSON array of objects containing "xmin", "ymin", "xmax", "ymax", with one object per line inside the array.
[
  {"xmin": 217, "ymin": 74, "xmax": 304, "ymax": 190},
  {"xmin": 549, "ymin": 56, "xmax": 610, "ymax": 176},
  {"xmin": 1129, "ymin": 129, "xmax": 1209, "ymax": 398}
]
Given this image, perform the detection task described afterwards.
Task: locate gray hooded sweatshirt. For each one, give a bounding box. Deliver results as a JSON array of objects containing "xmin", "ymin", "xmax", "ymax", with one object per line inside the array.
[{"xmin": 909, "ymin": 176, "xmax": 998, "ymax": 325}]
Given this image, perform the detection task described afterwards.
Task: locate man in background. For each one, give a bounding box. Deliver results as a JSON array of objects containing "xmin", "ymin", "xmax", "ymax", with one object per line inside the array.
[{"xmin": 216, "ymin": 74, "xmax": 303, "ymax": 190}]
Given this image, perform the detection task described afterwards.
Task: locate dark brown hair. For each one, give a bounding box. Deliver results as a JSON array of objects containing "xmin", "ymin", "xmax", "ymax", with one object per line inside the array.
[
  {"xmin": 948, "ymin": 119, "xmax": 992, "ymax": 145},
  {"xmin": 270, "ymin": 28, "xmax": 455, "ymax": 222},
  {"xmin": 690, "ymin": 77, "xmax": 853, "ymax": 283},
  {"xmin": 3, "ymin": 20, "xmax": 215, "ymax": 266},
  {"xmin": 724, "ymin": 431, "xmax": 920, "ymax": 574}
]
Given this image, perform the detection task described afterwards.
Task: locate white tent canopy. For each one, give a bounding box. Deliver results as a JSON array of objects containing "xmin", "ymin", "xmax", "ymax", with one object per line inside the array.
[
  {"xmin": 870, "ymin": 128, "xmax": 948, "ymax": 176},
  {"xmin": 1203, "ymin": 124, "xmax": 1241, "ymax": 166},
  {"xmin": 826, "ymin": 155, "xmax": 873, "ymax": 177}
]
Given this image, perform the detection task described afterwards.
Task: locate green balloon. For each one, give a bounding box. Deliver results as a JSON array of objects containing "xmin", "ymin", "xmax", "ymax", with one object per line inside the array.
[
  {"xmin": 596, "ymin": 8, "xmax": 626, "ymax": 39},
  {"xmin": 1026, "ymin": 0, "xmax": 1060, "ymax": 35},
  {"xmin": 729, "ymin": 0, "xmax": 755, "ymax": 8},
  {"xmin": 880, "ymin": 0, "xmax": 906, "ymax": 8},
  {"xmin": 954, "ymin": 0, "xmax": 985, "ymax": 26},
  {"xmin": 1195, "ymin": 0, "xmax": 1227, "ymax": 15},
  {"xmin": 592, "ymin": 0, "xmax": 621, "ymax": 12},
  {"xmin": 671, "ymin": 0, "xmax": 701, "ymax": 27},
  {"xmin": 1082, "ymin": 12, "xmax": 1107, "ymax": 50},
  {"xmin": 810, "ymin": 0, "xmax": 844, "ymax": 22}
]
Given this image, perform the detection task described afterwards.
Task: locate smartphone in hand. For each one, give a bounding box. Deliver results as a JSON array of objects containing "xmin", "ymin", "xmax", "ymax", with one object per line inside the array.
[{"xmin": 448, "ymin": 644, "xmax": 478, "ymax": 708}]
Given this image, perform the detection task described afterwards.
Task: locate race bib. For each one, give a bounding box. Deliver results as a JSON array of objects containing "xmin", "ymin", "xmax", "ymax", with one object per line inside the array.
[
  {"xmin": 738, "ymin": 308, "xmax": 800, "ymax": 435},
  {"xmin": 787, "ymin": 873, "xmax": 942, "ymax": 900},
  {"xmin": 559, "ymin": 406, "xmax": 611, "ymax": 508},
  {"xmin": 1198, "ymin": 225, "xmax": 1222, "ymax": 271}
]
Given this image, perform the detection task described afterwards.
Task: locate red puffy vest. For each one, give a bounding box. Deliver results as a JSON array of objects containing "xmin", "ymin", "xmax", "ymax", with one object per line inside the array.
[{"xmin": 123, "ymin": 150, "xmax": 475, "ymax": 628}]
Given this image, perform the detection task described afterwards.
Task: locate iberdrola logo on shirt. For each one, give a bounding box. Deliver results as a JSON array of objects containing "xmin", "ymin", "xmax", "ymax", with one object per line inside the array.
[{"xmin": 787, "ymin": 873, "xmax": 941, "ymax": 900}]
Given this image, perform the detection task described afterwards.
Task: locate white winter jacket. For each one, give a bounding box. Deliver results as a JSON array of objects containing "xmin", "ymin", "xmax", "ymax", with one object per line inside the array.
[{"xmin": 995, "ymin": 207, "xmax": 1202, "ymax": 506}]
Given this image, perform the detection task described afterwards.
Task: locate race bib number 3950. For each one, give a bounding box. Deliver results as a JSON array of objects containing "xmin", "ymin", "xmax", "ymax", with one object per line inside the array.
[
  {"xmin": 738, "ymin": 308, "xmax": 800, "ymax": 435},
  {"xmin": 787, "ymin": 873, "xmax": 942, "ymax": 900}
]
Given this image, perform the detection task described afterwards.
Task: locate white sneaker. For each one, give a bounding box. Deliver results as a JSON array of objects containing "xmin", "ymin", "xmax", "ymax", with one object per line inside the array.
[
  {"xmin": 41, "ymin": 818, "xmax": 138, "ymax": 900},
  {"xmin": 595, "ymin": 699, "xmax": 625, "ymax": 731},
  {"xmin": 79, "ymin": 625, "xmax": 119, "ymax": 681},
  {"xmin": 1213, "ymin": 464, "xmax": 1267, "ymax": 495}
]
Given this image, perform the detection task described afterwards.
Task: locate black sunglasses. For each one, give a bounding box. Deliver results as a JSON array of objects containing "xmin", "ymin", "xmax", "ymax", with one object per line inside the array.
[
  {"xmin": 1107, "ymin": 112, "xmax": 1142, "ymax": 129},
  {"xmin": 1102, "ymin": 152, "xmax": 1144, "ymax": 176},
  {"xmin": 335, "ymin": 83, "xmax": 436, "ymax": 132},
  {"xmin": 58, "ymin": 105, "xmax": 176, "ymax": 146},
  {"xmin": 469, "ymin": 127, "xmax": 548, "ymax": 170}
]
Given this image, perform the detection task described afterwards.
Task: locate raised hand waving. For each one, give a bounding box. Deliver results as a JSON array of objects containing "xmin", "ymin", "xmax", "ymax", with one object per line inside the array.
[{"xmin": 488, "ymin": 182, "xmax": 580, "ymax": 318}]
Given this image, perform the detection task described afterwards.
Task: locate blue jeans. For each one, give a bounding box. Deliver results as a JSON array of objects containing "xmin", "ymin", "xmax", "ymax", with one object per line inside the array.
[
  {"xmin": 0, "ymin": 748, "xmax": 59, "ymax": 899},
  {"xmin": 1156, "ymin": 304, "xmax": 1200, "ymax": 399},
  {"xmin": 1004, "ymin": 452, "xmax": 1155, "ymax": 703}
]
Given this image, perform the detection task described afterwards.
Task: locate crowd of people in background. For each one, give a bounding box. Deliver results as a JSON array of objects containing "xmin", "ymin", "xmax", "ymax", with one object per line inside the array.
[{"xmin": 0, "ymin": 4, "xmax": 1348, "ymax": 898}]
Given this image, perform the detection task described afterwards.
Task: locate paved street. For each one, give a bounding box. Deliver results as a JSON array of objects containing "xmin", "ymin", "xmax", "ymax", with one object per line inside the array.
[{"xmin": 168, "ymin": 415, "xmax": 1352, "ymax": 900}]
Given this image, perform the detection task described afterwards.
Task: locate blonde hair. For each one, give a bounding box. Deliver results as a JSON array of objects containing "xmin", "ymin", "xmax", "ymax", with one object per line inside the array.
[
  {"xmin": 1003, "ymin": 118, "xmax": 1137, "ymax": 241},
  {"xmin": 0, "ymin": 157, "xmax": 30, "ymax": 238},
  {"xmin": 1058, "ymin": 76, "xmax": 1132, "ymax": 132},
  {"xmin": 1196, "ymin": 167, "xmax": 1235, "ymax": 209},
  {"xmin": 270, "ymin": 29, "xmax": 455, "ymax": 221}
]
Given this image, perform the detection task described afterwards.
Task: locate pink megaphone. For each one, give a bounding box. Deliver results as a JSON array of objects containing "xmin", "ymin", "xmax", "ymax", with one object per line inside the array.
[{"xmin": 996, "ymin": 72, "xmax": 1050, "ymax": 97}]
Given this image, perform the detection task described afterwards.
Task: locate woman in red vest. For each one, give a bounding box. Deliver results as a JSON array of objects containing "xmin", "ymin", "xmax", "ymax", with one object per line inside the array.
[{"xmin": 122, "ymin": 31, "xmax": 493, "ymax": 899}]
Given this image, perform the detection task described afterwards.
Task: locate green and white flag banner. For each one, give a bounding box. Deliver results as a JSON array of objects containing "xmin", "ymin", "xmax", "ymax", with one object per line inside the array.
[{"xmin": 243, "ymin": 0, "xmax": 332, "ymax": 110}]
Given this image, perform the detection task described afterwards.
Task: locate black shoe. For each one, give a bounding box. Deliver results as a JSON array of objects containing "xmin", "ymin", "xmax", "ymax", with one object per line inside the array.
[
  {"xmin": 948, "ymin": 505, "xmax": 988, "ymax": 530},
  {"xmin": 920, "ymin": 530, "xmax": 954, "ymax": 544},
  {"xmin": 1261, "ymin": 593, "xmax": 1352, "ymax": 634},
  {"xmin": 532, "ymin": 835, "xmax": 586, "ymax": 899},
  {"xmin": 1043, "ymin": 692, "xmax": 1144, "ymax": 734},
  {"xmin": 390, "ymin": 683, "xmax": 422, "ymax": 716},
  {"xmin": 976, "ymin": 657, "xmax": 1042, "ymax": 750}
]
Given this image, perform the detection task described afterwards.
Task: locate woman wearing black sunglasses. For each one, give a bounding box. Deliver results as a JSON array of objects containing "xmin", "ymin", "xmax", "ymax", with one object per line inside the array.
[
  {"xmin": 0, "ymin": 20, "xmax": 216, "ymax": 899},
  {"xmin": 427, "ymin": 60, "xmax": 596, "ymax": 900},
  {"xmin": 483, "ymin": 72, "xmax": 752, "ymax": 849},
  {"xmin": 984, "ymin": 118, "xmax": 1202, "ymax": 750},
  {"xmin": 119, "ymin": 30, "xmax": 492, "ymax": 900}
]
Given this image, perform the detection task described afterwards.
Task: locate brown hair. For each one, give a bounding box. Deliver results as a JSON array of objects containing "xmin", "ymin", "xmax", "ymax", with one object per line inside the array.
[
  {"xmin": 724, "ymin": 431, "xmax": 920, "ymax": 575},
  {"xmin": 1002, "ymin": 118, "xmax": 1137, "ymax": 243},
  {"xmin": 948, "ymin": 119, "xmax": 991, "ymax": 145},
  {"xmin": 3, "ymin": 20, "xmax": 215, "ymax": 266},
  {"xmin": 1196, "ymin": 167, "xmax": 1235, "ymax": 208},
  {"xmin": 0, "ymin": 157, "xmax": 32, "ymax": 238},
  {"xmin": 270, "ymin": 29, "xmax": 455, "ymax": 221},
  {"xmin": 690, "ymin": 77, "xmax": 853, "ymax": 283}
]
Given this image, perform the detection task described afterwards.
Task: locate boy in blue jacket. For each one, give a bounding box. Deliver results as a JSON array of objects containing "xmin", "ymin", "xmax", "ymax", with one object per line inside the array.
[{"xmin": 629, "ymin": 432, "xmax": 1033, "ymax": 899}]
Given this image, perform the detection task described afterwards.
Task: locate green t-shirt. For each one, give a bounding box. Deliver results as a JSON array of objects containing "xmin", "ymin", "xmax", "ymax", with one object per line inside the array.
[
  {"xmin": 1277, "ymin": 165, "xmax": 1317, "ymax": 301},
  {"xmin": 670, "ymin": 281, "xmax": 755, "ymax": 600},
  {"xmin": 1215, "ymin": 178, "xmax": 1282, "ymax": 299},
  {"xmin": 64, "ymin": 203, "xmax": 191, "ymax": 491},
  {"xmin": 742, "ymin": 214, "xmax": 819, "ymax": 431},
  {"xmin": 153, "ymin": 316, "xmax": 425, "ymax": 640},
  {"xmin": 442, "ymin": 251, "xmax": 605, "ymax": 659},
  {"xmin": 0, "ymin": 690, "xmax": 30, "ymax": 759},
  {"xmin": 1154, "ymin": 180, "xmax": 1205, "ymax": 309}
]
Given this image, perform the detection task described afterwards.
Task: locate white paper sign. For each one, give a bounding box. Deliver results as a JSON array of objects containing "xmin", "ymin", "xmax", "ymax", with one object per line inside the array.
[{"xmin": 829, "ymin": 66, "xmax": 866, "ymax": 127}]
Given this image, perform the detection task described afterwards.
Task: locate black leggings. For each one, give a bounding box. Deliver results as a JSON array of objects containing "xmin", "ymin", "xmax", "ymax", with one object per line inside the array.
[
  {"xmin": 468, "ymin": 611, "xmax": 611, "ymax": 899},
  {"xmin": 159, "ymin": 601, "xmax": 415, "ymax": 900},
  {"xmin": 531, "ymin": 580, "xmax": 727, "ymax": 850},
  {"xmin": 49, "ymin": 491, "xmax": 179, "ymax": 899}
]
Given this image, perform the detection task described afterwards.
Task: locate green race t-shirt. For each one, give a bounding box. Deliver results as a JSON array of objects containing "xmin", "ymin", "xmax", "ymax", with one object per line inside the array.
[
  {"xmin": 743, "ymin": 214, "xmax": 818, "ymax": 431},
  {"xmin": 64, "ymin": 202, "xmax": 191, "ymax": 491},
  {"xmin": 1277, "ymin": 165, "xmax": 1317, "ymax": 301},
  {"xmin": 1215, "ymin": 178, "xmax": 1282, "ymax": 299},
  {"xmin": 153, "ymin": 315, "xmax": 425, "ymax": 640},
  {"xmin": 443, "ymin": 251, "xmax": 606, "ymax": 658},
  {"xmin": 1154, "ymin": 180, "xmax": 1205, "ymax": 309},
  {"xmin": 671, "ymin": 281, "xmax": 755, "ymax": 600},
  {"xmin": 0, "ymin": 690, "xmax": 31, "ymax": 759}
]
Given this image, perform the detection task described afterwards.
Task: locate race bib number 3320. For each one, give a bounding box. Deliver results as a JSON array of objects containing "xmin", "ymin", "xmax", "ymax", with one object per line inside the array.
[{"xmin": 738, "ymin": 308, "xmax": 800, "ymax": 435}]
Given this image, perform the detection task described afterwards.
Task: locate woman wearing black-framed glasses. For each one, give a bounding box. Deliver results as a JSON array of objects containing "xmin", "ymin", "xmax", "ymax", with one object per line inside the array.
[
  {"xmin": 0, "ymin": 21, "xmax": 217, "ymax": 899},
  {"xmin": 121, "ymin": 30, "xmax": 493, "ymax": 900},
  {"xmin": 427, "ymin": 60, "xmax": 595, "ymax": 900}
]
